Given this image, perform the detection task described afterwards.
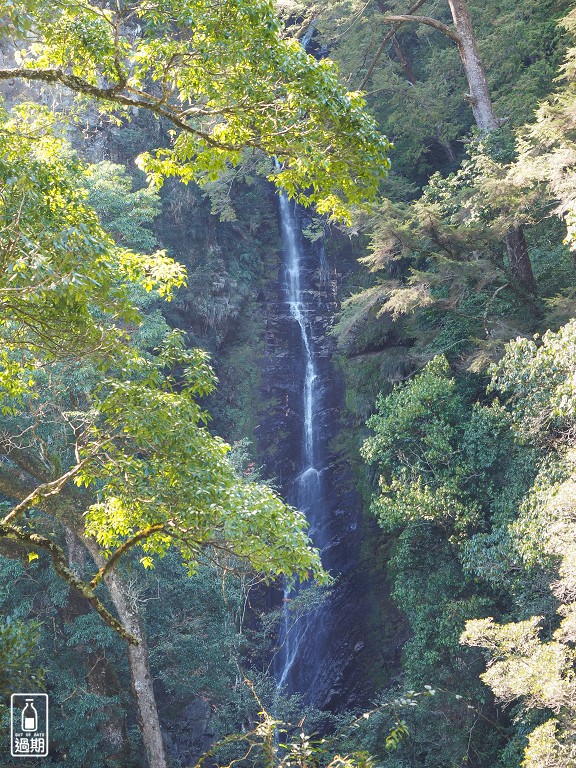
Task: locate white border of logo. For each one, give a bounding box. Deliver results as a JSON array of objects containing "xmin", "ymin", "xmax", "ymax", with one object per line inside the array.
[{"xmin": 10, "ymin": 693, "xmax": 49, "ymax": 758}]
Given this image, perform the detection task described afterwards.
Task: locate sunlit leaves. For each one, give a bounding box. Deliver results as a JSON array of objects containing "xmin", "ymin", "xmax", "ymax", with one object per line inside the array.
[
  {"xmin": 460, "ymin": 319, "xmax": 576, "ymax": 768},
  {"xmin": 0, "ymin": 107, "xmax": 186, "ymax": 405},
  {"xmin": 75, "ymin": 333, "xmax": 325, "ymax": 584},
  {"xmin": 489, "ymin": 319, "xmax": 576, "ymax": 442},
  {"xmin": 5, "ymin": 0, "xmax": 391, "ymax": 220},
  {"xmin": 84, "ymin": 162, "xmax": 161, "ymax": 253}
]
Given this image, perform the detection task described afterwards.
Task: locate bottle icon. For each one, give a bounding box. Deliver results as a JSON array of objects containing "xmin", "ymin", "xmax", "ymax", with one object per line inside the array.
[{"xmin": 22, "ymin": 699, "xmax": 38, "ymax": 732}]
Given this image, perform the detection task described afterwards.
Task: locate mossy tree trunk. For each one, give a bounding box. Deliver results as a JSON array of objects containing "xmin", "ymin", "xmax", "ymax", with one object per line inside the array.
[
  {"xmin": 63, "ymin": 528, "xmax": 129, "ymax": 765},
  {"xmin": 447, "ymin": 0, "xmax": 537, "ymax": 294},
  {"xmin": 80, "ymin": 539, "xmax": 169, "ymax": 768},
  {"xmin": 382, "ymin": 0, "xmax": 538, "ymax": 294}
]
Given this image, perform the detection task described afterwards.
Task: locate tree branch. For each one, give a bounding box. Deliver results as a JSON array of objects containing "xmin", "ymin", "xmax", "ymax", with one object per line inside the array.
[
  {"xmin": 88, "ymin": 522, "xmax": 171, "ymax": 590},
  {"xmin": 381, "ymin": 15, "xmax": 461, "ymax": 43},
  {"xmin": 360, "ymin": 0, "xmax": 429, "ymax": 89},
  {"xmin": 0, "ymin": 67, "xmax": 264, "ymax": 152},
  {"xmin": 0, "ymin": 523, "xmax": 139, "ymax": 645},
  {"xmin": 1, "ymin": 440, "xmax": 112, "ymax": 526}
]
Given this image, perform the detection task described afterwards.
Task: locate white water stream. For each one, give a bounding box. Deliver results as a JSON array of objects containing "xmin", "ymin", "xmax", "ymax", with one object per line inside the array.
[{"xmin": 275, "ymin": 190, "xmax": 325, "ymax": 694}]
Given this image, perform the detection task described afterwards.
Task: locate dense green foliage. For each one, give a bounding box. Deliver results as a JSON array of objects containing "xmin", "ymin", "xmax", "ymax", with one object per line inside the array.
[
  {"xmin": 0, "ymin": 0, "xmax": 391, "ymax": 221},
  {"xmin": 4, "ymin": 0, "xmax": 576, "ymax": 767},
  {"xmin": 358, "ymin": 322, "xmax": 576, "ymax": 766},
  {"xmin": 0, "ymin": 104, "xmax": 184, "ymax": 402},
  {"xmin": 327, "ymin": 3, "xmax": 576, "ymax": 767}
]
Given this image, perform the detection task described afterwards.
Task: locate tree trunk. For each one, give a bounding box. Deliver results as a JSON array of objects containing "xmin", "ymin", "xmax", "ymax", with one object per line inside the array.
[
  {"xmin": 79, "ymin": 537, "xmax": 169, "ymax": 768},
  {"xmin": 504, "ymin": 226, "xmax": 537, "ymax": 295},
  {"xmin": 63, "ymin": 528, "xmax": 129, "ymax": 766},
  {"xmin": 392, "ymin": 35, "xmax": 417, "ymax": 84},
  {"xmin": 103, "ymin": 570, "xmax": 168, "ymax": 768},
  {"xmin": 447, "ymin": 0, "xmax": 498, "ymax": 133},
  {"xmin": 447, "ymin": 0, "xmax": 537, "ymax": 293}
]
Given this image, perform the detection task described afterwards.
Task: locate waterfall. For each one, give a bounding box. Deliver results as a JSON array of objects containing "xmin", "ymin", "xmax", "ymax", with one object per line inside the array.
[
  {"xmin": 274, "ymin": 190, "xmax": 326, "ymax": 696},
  {"xmin": 271, "ymin": 29, "xmax": 364, "ymax": 707},
  {"xmin": 300, "ymin": 22, "xmax": 316, "ymax": 52},
  {"xmin": 266, "ymin": 178, "xmax": 368, "ymax": 711},
  {"xmin": 280, "ymin": 191, "xmax": 318, "ymax": 487}
]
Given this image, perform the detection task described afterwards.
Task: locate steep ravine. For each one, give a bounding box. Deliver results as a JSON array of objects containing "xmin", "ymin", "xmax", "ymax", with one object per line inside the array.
[
  {"xmin": 154, "ymin": 171, "xmax": 405, "ymax": 714},
  {"xmin": 257, "ymin": 196, "xmax": 397, "ymax": 710}
]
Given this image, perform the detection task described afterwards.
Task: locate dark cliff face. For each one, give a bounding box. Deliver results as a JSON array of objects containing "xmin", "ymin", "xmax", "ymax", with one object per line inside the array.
[
  {"xmin": 155, "ymin": 178, "xmax": 404, "ymax": 713},
  {"xmin": 255, "ymin": 202, "xmax": 404, "ymax": 711}
]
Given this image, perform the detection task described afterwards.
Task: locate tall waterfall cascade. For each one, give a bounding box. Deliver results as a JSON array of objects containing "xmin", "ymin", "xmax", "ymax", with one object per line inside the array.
[
  {"xmin": 268, "ymin": 46, "xmax": 373, "ymax": 707},
  {"xmin": 263, "ymin": 185, "xmax": 390, "ymax": 711},
  {"xmin": 274, "ymin": 191, "xmax": 329, "ymax": 696}
]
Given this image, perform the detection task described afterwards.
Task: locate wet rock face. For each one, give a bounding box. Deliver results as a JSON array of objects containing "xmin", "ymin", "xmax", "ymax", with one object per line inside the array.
[
  {"xmin": 162, "ymin": 698, "xmax": 214, "ymax": 766},
  {"xmin": 255, "ymin": 203, "xmax": 378, "ymax": 711}
]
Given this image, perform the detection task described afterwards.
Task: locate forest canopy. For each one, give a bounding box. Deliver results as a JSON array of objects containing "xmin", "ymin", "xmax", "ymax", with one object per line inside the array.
[
  {"xmin": 0, "ymin": 0, "xmax": 391, "ymax": 220},
  {"xmin": 3, "ymin": 2, "xmax": 576, "ymax": 768},
  {"xmin": 0, "ymin": 2, "xmax": 393, "ymax": 763}
]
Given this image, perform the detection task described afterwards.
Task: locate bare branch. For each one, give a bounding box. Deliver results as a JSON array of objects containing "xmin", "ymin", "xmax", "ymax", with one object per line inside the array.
[
  {"xmin": 382, "ymin": 15, "xmax": 461, "ymax": 43},
  {"xmin": 360, "ymin": 0, "xmax": 429, "ymax": 88}
]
